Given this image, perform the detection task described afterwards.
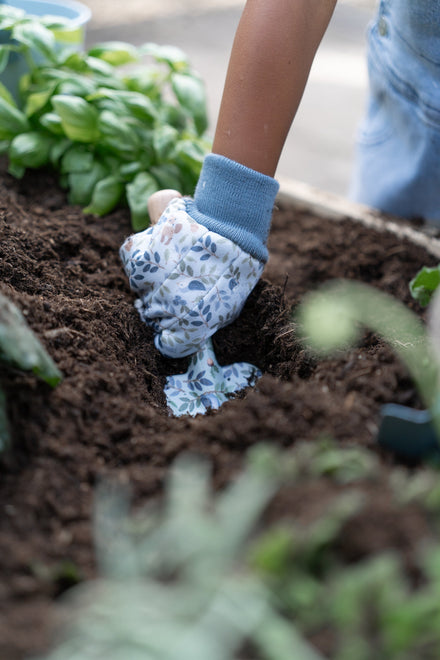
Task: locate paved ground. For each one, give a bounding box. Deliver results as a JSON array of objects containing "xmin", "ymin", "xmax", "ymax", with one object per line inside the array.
[{"xmin": 83, "ymin": 0, "xmax": 377, "ymax": 196}]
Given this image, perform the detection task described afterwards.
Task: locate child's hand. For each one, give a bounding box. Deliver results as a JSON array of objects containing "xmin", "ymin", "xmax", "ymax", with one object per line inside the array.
[{"xmin": 120, "ymin": 195, "xmax": 263, "ymax": 358}]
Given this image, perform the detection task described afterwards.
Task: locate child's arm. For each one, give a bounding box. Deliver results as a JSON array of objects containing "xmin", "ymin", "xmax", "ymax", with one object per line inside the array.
[
  {"xmin": 213, "ymin": 0, "xmax": 338, "ymax": 177},
  {"xmin": 121, "ymin": 0, "xmax": 338, "ymax": 358}
]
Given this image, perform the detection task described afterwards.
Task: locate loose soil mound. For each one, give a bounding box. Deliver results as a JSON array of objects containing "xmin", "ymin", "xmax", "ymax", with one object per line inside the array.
[{"xmin": 0, "ymin": 165, "xmax": 438, "ymax": 658}]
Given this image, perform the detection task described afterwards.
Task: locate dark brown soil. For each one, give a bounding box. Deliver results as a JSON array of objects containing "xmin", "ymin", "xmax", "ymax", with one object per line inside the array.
[{"xmin": 0, "ymin": 164, "xmax": 439, "ymax": 659}]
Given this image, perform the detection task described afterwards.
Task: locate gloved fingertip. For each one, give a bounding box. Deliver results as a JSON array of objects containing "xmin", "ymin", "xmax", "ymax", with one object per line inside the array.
[{"xmin": 148, "ymin": 189, "xmax": 182, "ymax": 225}]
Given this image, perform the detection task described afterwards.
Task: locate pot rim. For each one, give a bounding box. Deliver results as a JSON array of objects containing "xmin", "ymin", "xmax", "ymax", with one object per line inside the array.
[{"xmin": 2, "ymin": 0, "xmax": 92, "ymax": 26}]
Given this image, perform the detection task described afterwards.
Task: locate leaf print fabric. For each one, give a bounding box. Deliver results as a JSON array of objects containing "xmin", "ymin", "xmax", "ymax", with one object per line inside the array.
[
  {"xmin": 164, "ymin": 338, "xmax": 261, "ymax": 417},
  {"xmin": 120, "ymin": 197, "xmax": 264, "ymax": 358}
]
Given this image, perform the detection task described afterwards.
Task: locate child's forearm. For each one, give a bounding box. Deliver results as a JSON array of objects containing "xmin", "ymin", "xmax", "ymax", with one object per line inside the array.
[{"xmin": 212, "ymin": 0, "xmax": 337, "ymax": 177}]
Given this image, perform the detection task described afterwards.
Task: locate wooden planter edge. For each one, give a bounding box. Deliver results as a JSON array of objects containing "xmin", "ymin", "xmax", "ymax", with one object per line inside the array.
[{"xmin": 277, "ymin": 177, "xmax": 440, "ymax": 260}]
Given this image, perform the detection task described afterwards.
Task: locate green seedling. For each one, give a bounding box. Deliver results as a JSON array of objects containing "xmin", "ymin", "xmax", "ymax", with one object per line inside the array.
[
  {"xmin": 0, "ymin": 292, "xmax": 62, "ymax": 451},
  {"xmin": 410, "ymin": 264, "xmax": 440, "ymax": 307},
  {"xmin": 0, "ymin": 7, "xmax": 210, "ymax": 231},
  {"xmin": 249, "ymin": 442, "xmax": 440, "ymax": 660},
  {"xmin": 38, "ymin": 446, "xmax": 323, "ymax": 660},
  {"xmin": 297, "ymin": 279, "xmax": 440, "ymax": 439}
]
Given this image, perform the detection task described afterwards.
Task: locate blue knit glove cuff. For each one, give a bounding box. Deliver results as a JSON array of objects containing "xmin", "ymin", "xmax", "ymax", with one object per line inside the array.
[{"xmin": 185, "ymin": 154, "xmax": 279, "ymax": 263}]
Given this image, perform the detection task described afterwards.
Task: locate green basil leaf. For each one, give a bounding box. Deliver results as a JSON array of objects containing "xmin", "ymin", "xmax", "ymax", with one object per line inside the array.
[
  {"xmin": 40, "ymin": 111, "xmax": 64, "ymax": 135},
  {"xmin": 409, "ymin": 265, "xmax": 440, "ymax": 307},
  {"xmin": 52, "ymin": 94, "xmax": 99, "ymax": 142},
  {"xmin": 0, "ymin": 292, "xmax": 62, "ymax": 387},
  {"xmin": 142, "ymin": 43, "xmax": 190, "ymax": 72},
  {"xmin": 150, "ymin": 163, "xmax": 182, "ymax": 191},
  {"xmin": 61, "ymin": 144, "xmax": 94, "ymax": 173},
  {"xmin": 126, "ymin": 171, "xmax": 159, "ymax": 232},
  {"xmin": 12, "ymin": 20, "xmax": 57, "ymax": 63},
  {"xmin": 171, "ymin": 73, "xmax": 208, "ymax": 135},
  {"xmin": 88, "ymin": 41, "xmax": 139, "ymax": 67},
  {"xmin": 0, "ymin": 97, "xmax": 30, "ymax": 138},
  {"xmin": 119, "ymin": 161, "xmax": 143, "ymax": 181},
  {"xmin": 57, "ymin": 76, "xmax": 97, "ymax": 97},
  {"xmin": 159, "ymin": 103, "xmax": 187, "ymax": 131},
  {"xmin": 0, "ymin": 6, "xmax": 25, "ymax": 29},
  {"xmin": 9, "ymin": 131, "xmax": 53, "ymax": 168},
  {"xmin": 18, "ymin": 72, "xmax": 32, "ymax": 97},
  {"xmin": 153, "ymin": 124, "xmax": 179, "ymax": 161},
  {"xmin": 84, "ymin": 175, "xmax": 124, "ymax": 216},
  {"xmin": 50, "ymin": 137, "xmax": 71, "ymax": 166},
  {"xmin": 0, "ymin": 80, "xmax": 16, "ymax": 107},
  {"xmin": 175, "ymin": 139, "xmax": 206, "ymax": 173},
  {"xmin": 124, "ymin": 69, "xmax": 162, "ymax": 100},
  {"xmin": 0, "ymin": 46, "xmax": 10, "ymax": 74},
  {"xmin": 93, "ymin": 89, "xmax": 158, "ymax": 124},
  {"xmin": 84, "ymin": 55, "xmax": 115, "ymax": 77},
  {"xmin": 61, "ymin": 50, "xmax": 88, "ymax": 72},
  {"xmin": 98, "ymin": 109, "xmax": 139, "ymax": 156},
  {"xmin": 25, "ymin": 85, "xmax": 56, "ymax": 116},
  {"xmin": 68, "ymin": 160, "xmax": 107, "ymax": 206}
]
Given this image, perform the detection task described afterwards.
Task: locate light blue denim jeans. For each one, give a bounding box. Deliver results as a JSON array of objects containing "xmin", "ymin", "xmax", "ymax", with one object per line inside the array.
[{"xmin": 349, "ymin": 0, "xmax": 440, "ymax": 222}]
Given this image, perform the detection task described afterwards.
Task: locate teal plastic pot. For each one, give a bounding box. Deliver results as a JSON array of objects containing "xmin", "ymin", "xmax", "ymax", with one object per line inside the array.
[{"xmin": 0, "ymin": 0, "xmax": 92, "ymax": 99}]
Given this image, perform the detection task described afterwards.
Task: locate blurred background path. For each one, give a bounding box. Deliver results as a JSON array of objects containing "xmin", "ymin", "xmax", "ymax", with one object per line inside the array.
[{"xmin": 83, "ymin": 0, "xmax": 377, "ymax": 196}]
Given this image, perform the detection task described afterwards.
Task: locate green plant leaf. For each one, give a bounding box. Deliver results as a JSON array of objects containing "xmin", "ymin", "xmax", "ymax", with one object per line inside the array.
[
  {"xmin": 119, "ymin": 161, "xmax": 143, "ymax": 181},
  {"xmin": 97, "ymin": 109, "xmax": 140, "ymax": 156},
  {"xmin": 410, "ymin": 265, "xmax": 440, "ymax": 307},
  {"xmin": 171, "ymin": 72, "xmax": 208, "ymax": 135},
  {"xmin": 175, "ymin": 139, "xmax": 206, "ymax": 169},
  {"xmin": 150, "ymin": 163, "xmax": 182, "ymax": 191},
  {"xmin": 91, "ymin": 88, "xmax": 158, "ymax": 124},
  {"xmin": 0, "ymin": 97, "xmax": 30, "ymax": 139},
  {"xmin": 88, "ymin": 41, "xmax": 139, "ymax": 67},
  {"xmin": 12, "ymin": 20, "xmax": 57, "ymax": 63},
  {"xmin": 126, "ymin": 171, "xmax": 159, "ymax": 231},
  {"xmin": 142, "ymin": 42, "xmax": 190, "ymax": 72},
  {"xmin": 56, "ymin": 75, "xmax": 97, "ymax": 98},
  {"xmin": 25, "ymin": 85, "xmax": 57, "ymax": 116},
  {"xmin": 0, "ymin": 6, "xmax": 25, "ymax": 29},
  {"xmin": 124, "ymin": 68, "xmax": 162, "ymax": 99},
  {"xmin": 0, "ymin": 80, "xmax": 16, "ymax": 106},
  {"xmin": 0, "ymin": 46, "xmax": 10, "ymax": 74},
  {"xmin": 153, "ymin": 124, "xmax": 179, "ymax": 161},
  {"xmin": 39, "ymin": 111, "xmax": 64, "ymax": 135},
  {"xmin": 84, "ymin": 175, "xmax": 124, "ymax": 216},
  {"xmin": 49, "ymin": 137, "xmax": 71, "ymax": 166},
  {"xmin": 8, "ymin": 131, "xmax": 53, "ymax": 168},
  {"xmin": 52, "ymin": 94, "xmax": 99, "ymax": 143},
  {"xmin": 84, "ymin": 55, "xmax": 115, "ymax": 77},
  {"xmin": 0, "ymin": 14, "xmax": 209, "ymax": 219},
  {"xmin": 60, "ymin": 144, "xmax": 93, "ymax": 173},
  {"xmin": 0, "ymin": 292, "xmax": 62, "ymax": 387},
  {"xmin": 7, "ymin": 161, "xmax": 25, "ymax": 178},
  {"xmin": 68, "ymin": 160, "xmax": 108, "ymax": 206}
]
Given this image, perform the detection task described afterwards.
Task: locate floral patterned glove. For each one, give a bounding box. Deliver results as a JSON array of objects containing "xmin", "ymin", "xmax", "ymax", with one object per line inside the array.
[{"xmin": 120, "ymin": 154, "xmax": 279, "ymax": 358}]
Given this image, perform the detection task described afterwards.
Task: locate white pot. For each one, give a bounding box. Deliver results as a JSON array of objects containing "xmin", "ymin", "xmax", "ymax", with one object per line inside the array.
[{"xmin": 0, "ymin": 0, "xmax": 92, "ymax": 99}]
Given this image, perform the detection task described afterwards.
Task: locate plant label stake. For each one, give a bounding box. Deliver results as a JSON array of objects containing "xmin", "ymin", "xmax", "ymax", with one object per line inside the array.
[
  {"xmin": 377, "ymin": 403, "xmax": 439, "ymax": 460},
  {"xmin": 148, "ymin": 190, "xmax": 261, "ymax": 417}
]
